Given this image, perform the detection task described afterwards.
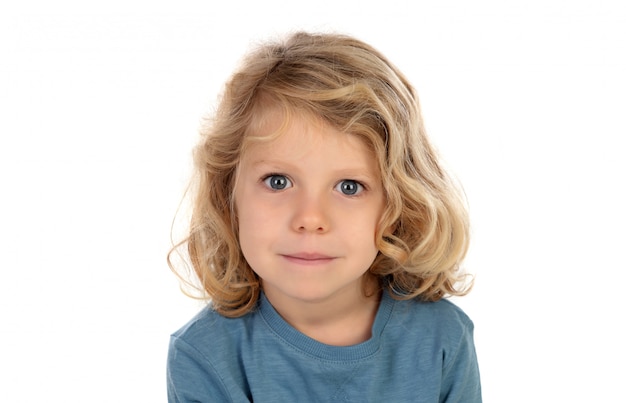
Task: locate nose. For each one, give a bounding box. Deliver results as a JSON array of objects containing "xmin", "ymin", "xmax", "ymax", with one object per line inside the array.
[{"xmin": 291, "ymin": 192, "xmax": 330, "ymax": 233}]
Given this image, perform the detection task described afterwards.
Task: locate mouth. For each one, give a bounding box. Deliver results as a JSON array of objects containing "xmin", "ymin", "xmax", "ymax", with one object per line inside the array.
[{"xmin": 280, "ymin": 252, "xmax": 336, "ymax": 266}]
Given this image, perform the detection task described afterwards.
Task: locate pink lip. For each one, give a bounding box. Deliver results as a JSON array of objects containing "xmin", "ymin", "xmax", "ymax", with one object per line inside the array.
[{"xmin": 281, "ymin": 252, "xmax": 336, "ymax": 266}]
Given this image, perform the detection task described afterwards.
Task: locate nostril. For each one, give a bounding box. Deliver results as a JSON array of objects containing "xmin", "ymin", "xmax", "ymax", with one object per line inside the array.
[{"xmin": 297, "ymin": 225, "xmax": 325, "ymax": 232}]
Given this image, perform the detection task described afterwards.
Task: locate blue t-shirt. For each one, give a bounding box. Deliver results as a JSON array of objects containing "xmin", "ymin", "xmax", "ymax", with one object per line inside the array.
[{"xmin": 167, "ymin": 291, "xmax": 481, "ymax": 402}]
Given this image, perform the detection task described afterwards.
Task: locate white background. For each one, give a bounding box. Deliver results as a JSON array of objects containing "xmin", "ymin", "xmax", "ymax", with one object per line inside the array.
[{"xmin": 1, "ymin": 0, "xmax": 625, "ymax": 401}]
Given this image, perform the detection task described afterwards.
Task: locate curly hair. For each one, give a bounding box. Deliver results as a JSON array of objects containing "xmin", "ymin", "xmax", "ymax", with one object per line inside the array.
[{"xmin": 169, "ymin": 31, "xmax": 472, "ymax": 317}]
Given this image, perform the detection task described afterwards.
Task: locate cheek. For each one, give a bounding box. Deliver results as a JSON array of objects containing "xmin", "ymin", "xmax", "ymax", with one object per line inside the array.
[
  {"xmin": 345, "ymin": 211, "xmax": 383, "ymax": 253},
  {"xmin": 236, "ymin": 206, "xmax": 259, "ymax": 246},
  {"xmin": 236, "ymin": 216, "xmax": 262, "ymax": 272},
  {"xmin": 236, "ymin": 200, "xmax": 281, "ymax": 256}
]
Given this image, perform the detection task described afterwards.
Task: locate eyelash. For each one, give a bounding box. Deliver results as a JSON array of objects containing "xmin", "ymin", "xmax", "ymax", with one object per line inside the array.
[
  {"xmin": 334, "ymin": 179, "xmax": 365, "ymax": 196},
  {"xmin": 260, "ymin": 174, "xmax": 366, "ymax": 196},
  {"xmin": 261, "ymin": 173, "xmax": 292, "ymax": 191}
]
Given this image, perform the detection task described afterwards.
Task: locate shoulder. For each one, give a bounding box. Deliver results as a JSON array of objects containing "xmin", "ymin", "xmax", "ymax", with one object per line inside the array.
[
  {"xmin": 384, "ymin": 295, "xmax": 481, "ymax": 399},
  {"xmin": 385, "ymin": 295, "xmax": 475, "ymax": 357},
  {"xmin": 390, "ymin": 296, "xmax": 473, "ymax": 331},
  {"xmin": 170, "ymin": 303, "xmax": 258, "ymax": 357},
  {"xmin": 167, "ymin": 304, "xmax": 262, "ymax": 402}
]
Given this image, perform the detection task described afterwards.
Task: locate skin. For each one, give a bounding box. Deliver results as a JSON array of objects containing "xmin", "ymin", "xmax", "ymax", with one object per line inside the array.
[{"xmin": 234, "ymin": 111, "xmax": 385, "ymax": 346}]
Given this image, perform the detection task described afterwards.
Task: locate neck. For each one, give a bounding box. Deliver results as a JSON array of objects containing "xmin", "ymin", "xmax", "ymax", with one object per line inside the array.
[{"xmin": 264, "ymin": 281, "xmax": 382, "ymax": 346}]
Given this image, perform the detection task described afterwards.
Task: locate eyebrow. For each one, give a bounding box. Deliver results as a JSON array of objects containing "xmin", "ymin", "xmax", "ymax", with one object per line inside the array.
[
  {"xmin": 249, "ymin": 159, "xmax": 293, "ymax": 170},
  {"xmin": 250, "ymin": 159, "xmax": 380, "ymax": 180}
]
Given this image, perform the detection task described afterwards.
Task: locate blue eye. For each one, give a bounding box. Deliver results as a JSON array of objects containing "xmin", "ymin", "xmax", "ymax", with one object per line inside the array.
[
  {"xmin": 336, "ymin": 180, "xmax": 363, "ymax": 196},
  {"xmin": 263, "ymin": 174, "xmax": 292, "ymax": 190}
]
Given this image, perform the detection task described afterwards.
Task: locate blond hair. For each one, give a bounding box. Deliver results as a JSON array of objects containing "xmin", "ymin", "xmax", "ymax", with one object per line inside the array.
[{"xmin": 169, "ymin": 31, "xmax": 472, "ymax": 317}]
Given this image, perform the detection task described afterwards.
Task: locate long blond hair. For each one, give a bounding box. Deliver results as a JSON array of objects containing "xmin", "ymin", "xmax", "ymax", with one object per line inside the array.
[{"xmin": 169, "ymin": 31, "xmax": 472, "ymax": 317}]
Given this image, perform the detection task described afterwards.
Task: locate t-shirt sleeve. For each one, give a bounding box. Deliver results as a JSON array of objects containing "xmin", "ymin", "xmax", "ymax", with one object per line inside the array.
[
  {"xmin": 440, "ymin": 318, "xmax": 482, "ymax": 402},
  {"xmin": 167, "ymin": 335, "xmax": 233, "ymax": 403}
]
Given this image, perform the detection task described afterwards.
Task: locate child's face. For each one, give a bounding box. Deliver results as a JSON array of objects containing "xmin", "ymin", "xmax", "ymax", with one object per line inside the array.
[{"xmin": 234, "ymin": 112, "xmax": 385, "ymax": 306}]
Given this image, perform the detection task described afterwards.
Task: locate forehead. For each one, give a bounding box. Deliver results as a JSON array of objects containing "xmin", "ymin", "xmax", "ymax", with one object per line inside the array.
[
  {"xmin": 242, "ymin": 107, "xmax": 377, "ymax": 166},
  {"xmin": 244, "ymin": 104, "xmax": 317, "ymax": 145}
]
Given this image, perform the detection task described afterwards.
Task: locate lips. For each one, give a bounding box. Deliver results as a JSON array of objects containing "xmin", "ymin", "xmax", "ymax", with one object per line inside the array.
[{"xmin": 280, "ymin": 252, "xmax": 336, "ymax": 266}]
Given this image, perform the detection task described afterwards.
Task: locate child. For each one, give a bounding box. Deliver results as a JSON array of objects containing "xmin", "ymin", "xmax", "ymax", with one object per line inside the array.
[{"xmin": 167, "ymin": 31, "xmax": 481, "ymax": 402}]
